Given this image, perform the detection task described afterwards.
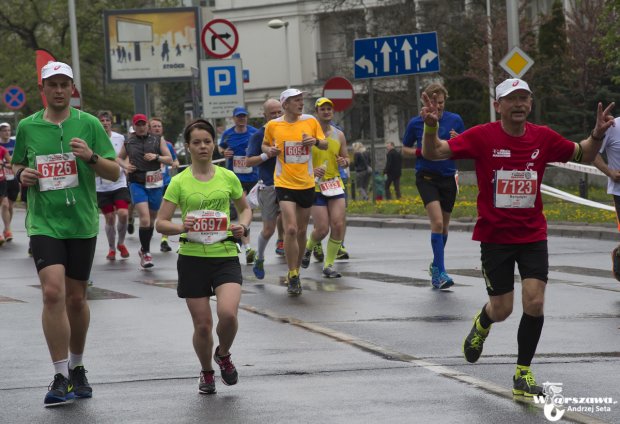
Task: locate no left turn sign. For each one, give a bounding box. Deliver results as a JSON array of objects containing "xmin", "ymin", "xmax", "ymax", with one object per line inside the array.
[{"xmin": 201, "ymin": 19, "xmax": 239, "ymax": 59}]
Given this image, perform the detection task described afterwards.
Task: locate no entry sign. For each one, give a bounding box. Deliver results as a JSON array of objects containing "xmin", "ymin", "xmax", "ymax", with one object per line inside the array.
[
  {"xmin": 201, "ymin": 19, "xmax": 239, "ymax": 59},
  {"xmin": 322, "ymin": 77, "xmax": 354, "ymax": 112}
]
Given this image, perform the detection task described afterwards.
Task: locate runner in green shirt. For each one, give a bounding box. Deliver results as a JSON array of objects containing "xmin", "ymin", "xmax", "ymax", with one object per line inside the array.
[
  {"xmin": 157, "ymin": 118, "xmax": 252, "ymax": 394},
  {"xmin": 11, "ymin": 61, "xmax": 119, "ymax": 406}
]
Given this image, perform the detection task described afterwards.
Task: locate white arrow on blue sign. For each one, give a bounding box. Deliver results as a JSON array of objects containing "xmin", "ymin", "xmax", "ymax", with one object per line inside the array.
[{"xmin": 354, "ymin": 32, "xmax": 439, "ymax": 80}]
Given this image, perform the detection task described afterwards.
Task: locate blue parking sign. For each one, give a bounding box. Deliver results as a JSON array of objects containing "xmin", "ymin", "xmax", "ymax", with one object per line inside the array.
[
  {"xmin": 200, "ymin": 58, "xmax": 244, "ymax": 118},
  {"xmin": 208, "ymin": 66, "xmax": 237, "ymax": 96}
]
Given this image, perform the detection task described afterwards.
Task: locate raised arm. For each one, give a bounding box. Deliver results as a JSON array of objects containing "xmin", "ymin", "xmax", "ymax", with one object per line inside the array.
[
  {"xmin": 420, "ymin": 92, "xmax": 453, "ymax": 161},
  {"xmin": 576, "ymin": 102, "xmax": 615, "ymax": 163}
]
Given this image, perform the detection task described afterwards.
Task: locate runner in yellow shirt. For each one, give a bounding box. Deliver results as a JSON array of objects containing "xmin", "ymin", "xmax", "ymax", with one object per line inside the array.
[
  {"xmin": 301, "ymin": 97, "xmax": 349, "ymax": 278},
  {"xmin": 262, "ymin": 89, "xmax": 327, "ymax": 295}
]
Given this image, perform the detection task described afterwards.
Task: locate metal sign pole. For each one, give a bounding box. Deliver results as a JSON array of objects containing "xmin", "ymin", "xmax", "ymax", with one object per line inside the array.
[{"xmin": 368, "ymin": 78, "xmax": 376, "ymax": 205}]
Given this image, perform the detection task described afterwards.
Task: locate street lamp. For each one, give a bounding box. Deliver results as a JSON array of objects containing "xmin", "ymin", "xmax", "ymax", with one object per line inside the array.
[{"xmin": 268, "ymin": 18, "xmax": 291, "ymax": 89}]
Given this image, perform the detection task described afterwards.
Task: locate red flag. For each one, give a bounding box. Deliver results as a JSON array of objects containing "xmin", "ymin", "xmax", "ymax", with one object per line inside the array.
[{"xmin": 35, "ymin": 49, "xmax": 56, "ymax": 107}]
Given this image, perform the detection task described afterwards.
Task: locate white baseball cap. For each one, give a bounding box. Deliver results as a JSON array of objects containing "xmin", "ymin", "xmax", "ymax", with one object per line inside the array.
[
  {"xmin": 280, "ymin": 88, "xmax": 307, "ymax": 104},
  {"xmin": 0, "ymin": 122, "xmax": 10, "ymax": 129},
  {"xmin": 495, "ymin": 78, "xmax": 531, "ymax": 100},
  {"xmin": 41, "ymin": 61, "xmax": 74, "ymax": 80}
]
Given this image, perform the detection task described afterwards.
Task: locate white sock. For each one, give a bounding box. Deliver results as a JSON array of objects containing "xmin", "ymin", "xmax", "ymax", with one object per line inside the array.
[
  {"xmin": 53, "ymin": 359, "xmax": 69, "ymax": 378},
  {"xmin": 69, "ymin": 352, "xmax": 83, "ymax": 370}
]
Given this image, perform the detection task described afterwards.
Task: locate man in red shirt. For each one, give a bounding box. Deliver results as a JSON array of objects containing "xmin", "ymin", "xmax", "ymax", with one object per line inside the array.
[{"xmin": 420, "ymin": 78, "xmax": 614, "ymax": 397}]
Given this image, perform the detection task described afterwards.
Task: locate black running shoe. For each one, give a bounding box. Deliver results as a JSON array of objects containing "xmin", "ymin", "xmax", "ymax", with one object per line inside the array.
[
  {"xmin": 69, "ymin": 366, "xmax": 92, "ymax": 398},
  {"xmin": 513, "ymin": 368, "xmax": 544, "ymax": 397},
  {"xmin": 213, "ymin": 346, "xmax": 238, "ymax": 386},
  {"xmin": 198, "ymin": 370, "xmax": 216, "ymax": 394},
  {"xmin": 287, "ymin": 275, "xmax": 302, "ymax": 296},
  {"xmin": 160, "ymin": 240, "xmax": 172, "ymax": 252},
  {"xmin": 336, "ymin": 245, "xmax": 349, "ymax": 260},
  {"xmin": 301, "ymin": 248, "xmax": 312, "ymax": 269},
  {"xmin": 127, "ymin": 218, "xmax": 135, "ymax": 235},
  {"xmin": 44, "ymin": 373, "xmax": 75, "ymax": 406},
  {"xmin": 313, "ymin": 243, "xmax": 324, "ymax": 262},
  {"xmin": 463, "ymin": 312, "xmax": 490, "ymax": 363},
  {"xmin": 322, "ymin": 266, "xmax": 341, "ymax": 278},
  {"xmin": 612, "ymin": 247, "xmax": 620, "ymax": 282}
]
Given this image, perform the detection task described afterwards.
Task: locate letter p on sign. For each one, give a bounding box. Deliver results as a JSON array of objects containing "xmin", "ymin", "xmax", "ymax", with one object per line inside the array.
[{"xmin": 208, "ymin": 66, "xmax": 237, "ymax": 96}]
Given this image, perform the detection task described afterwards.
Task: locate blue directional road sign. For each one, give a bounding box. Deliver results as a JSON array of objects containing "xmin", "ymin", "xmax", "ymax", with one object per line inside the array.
[{"xmin": 354, "ymin": 32, "xmax": 439, "ymax": 80}]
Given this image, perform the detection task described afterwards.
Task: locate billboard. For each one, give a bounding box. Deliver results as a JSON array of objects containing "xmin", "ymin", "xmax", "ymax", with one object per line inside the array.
[{"xmin": 103, "ymin": 7, "xmax": 200, "ymax": 83}]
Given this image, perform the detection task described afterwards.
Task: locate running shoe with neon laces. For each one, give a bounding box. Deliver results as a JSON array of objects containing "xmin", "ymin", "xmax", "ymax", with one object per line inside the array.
[
  {"xmin": 513, "ymin": 368, "xmax": 544, "ymax": 397},
  {"xmin": 3, "ymin": 230, "xmax": 13, "ymax": 242},
  {"xmin": 213, "ymin": 346, "xmax": 238, "ymax": 386},
  {"xmin": 313, "ymin": 243, "xmax": 324, "ymax": 262},
  {"xmin": 336, "ymin": 245, "xmax": 349, "ymax": 260},
  {"xmin": 117, "ymin": 244, "xmax": 130, "ymax": 258},
  {"xmin": 245, "ymin": 247, "xmax": 256, "ymax": 265},
  {"xmin": 301, "ymin": 248, "xmax": 312, "ymax": 268},
  {"xmin": 139, "ymin": 249, "xmax": 154, "ymax": 269},
  {"xmin": 198, "ymin": 370, "xmax": 216, "ymax": 394},
  {"xmin": 253, "ymin": 258, "xmax": 265, "ymax": 279},
  {"xmin": 463, "ymin": 312, "xmax": 491, "ymax": 363},
  {"xmin": 160, "ymin": 240, "xmax": 172, "ymax": 252},
  {"xmin": 275, "ymin": 239, "xmax": 285, "ymax": 256},
  {"xmin": 44, "ymin": 373, "xmax": 75, "ymax": 406},
  {"xmin": 106, "ymin": 249, "xmax": 116, "ymax": 261},
  {"xmin": 287, "ymin": 274, "xmax": 302, "ymax": 296},
  {"xmin": 322, "ymin": 266, "xmax": 341, "ymax": 278},
  {"xmin": 69, "ymin": 366, "xmax": 92, "ymax": 398}
]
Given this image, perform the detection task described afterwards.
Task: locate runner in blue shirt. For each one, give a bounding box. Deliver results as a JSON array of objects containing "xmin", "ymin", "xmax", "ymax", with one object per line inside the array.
[
  {"xmin": 219, "ymin": 106, "xmax": 258, "ymax": 264},
  {"xmin": 403, "ymin": 82, "xmax": 465, "ymax": 290}
]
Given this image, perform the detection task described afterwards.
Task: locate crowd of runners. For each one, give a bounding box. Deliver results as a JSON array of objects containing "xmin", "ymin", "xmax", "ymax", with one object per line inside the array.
[{"xmin": 7, "ymin": 61, "xmax": 618, "ymax": 408}]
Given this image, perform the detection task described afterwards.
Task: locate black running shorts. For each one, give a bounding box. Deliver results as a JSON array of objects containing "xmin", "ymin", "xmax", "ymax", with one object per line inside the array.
[
  {"xmin": 480, "ymin": 240, "xmax": 548, "ymax": 296},
  {"xmin": 6, "ymin": 179, "xmax": 19, "ymax": 201},
  {"xmin": 177, "ymin": 255, "xmax": 242, "ymax": 298},
  {"xmin": 275, "ymin": 187, "xmax": 315, "ymax": 209},
  {"xmin": 415, "ymin": 170, "xmax": 457, "ymax": 213},
  {"xmin": 30, "ymin": 235, "xmax": 97, "ymax": 281}
]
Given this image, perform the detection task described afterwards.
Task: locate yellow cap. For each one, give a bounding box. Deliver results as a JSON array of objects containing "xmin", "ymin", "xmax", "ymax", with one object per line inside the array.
[{"xmin": 315, "ymin": 97, "xmax": 333, "ymax": 108}]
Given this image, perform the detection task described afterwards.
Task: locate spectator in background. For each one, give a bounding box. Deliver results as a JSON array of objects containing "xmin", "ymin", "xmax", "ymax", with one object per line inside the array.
[
  {"xmin": 352, "ymin": 141, "xmax": 371, "ymax": 201},
  {"xmin": 383, "ymin": 142, "xmax": 402, "ymax": 200}
]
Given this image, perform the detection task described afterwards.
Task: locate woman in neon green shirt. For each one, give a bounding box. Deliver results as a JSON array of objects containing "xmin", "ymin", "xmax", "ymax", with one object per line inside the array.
[{"xmin": 156, "ymin": 118, "xmax": 252, "ymax": 395}]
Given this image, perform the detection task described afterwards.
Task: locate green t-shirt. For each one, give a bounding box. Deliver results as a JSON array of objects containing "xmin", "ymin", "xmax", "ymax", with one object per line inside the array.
[
  {"xmin": 164, "ymin": 166, "xmax": 243, "ymax": 257},
  {"xmin": 12, "ymin": 108, "xmax": 116, "ymax": 238}
]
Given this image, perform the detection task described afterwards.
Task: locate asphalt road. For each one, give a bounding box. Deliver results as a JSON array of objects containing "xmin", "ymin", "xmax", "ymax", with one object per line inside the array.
[{"xmin": 0, "ymin": 208, "xmax": 618, "ymax": 424}]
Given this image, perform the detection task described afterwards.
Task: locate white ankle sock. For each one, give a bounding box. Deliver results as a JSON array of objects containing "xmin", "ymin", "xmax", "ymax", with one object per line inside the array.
[
  {"xmin": 69, "ymin": 352, "xmax": 83, "ymax": 370},
  {"xmin": 53, "ymin": 359, "xmax": 69, "ymax": 378}
]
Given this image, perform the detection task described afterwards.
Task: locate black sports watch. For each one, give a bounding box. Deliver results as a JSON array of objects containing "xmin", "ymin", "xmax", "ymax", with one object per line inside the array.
[
  {"xmin": 87, "ymin": 153, "xmax": 99, "ymax": 164},
  {"xmin": 240, "ymin": 224, "xmax": 249, "ymax": 237}
]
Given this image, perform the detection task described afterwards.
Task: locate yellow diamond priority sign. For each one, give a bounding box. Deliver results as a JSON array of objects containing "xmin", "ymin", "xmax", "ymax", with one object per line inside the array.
[{"xmin": 499, "ymin": 46, "xmax": 534, "ymax": 78}]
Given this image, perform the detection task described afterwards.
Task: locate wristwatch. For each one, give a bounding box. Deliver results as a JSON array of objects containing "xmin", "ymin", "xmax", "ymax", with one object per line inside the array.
[
  {"xmin": 87, "ymin": 153, "xmax": 99, "ymax": 164},
  {"xmin": 240, "ymin": 224, "xmax": 249, "ymax": 237}
]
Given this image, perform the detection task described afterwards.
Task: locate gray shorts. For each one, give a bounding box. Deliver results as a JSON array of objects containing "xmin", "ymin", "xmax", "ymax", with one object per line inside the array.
[{"xmin": 258, "ymin": 184, "xmax": 279, "ymax": 222}]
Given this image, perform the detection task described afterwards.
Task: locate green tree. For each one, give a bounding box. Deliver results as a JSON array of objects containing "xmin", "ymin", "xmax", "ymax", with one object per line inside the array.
[{"xmin": 0, "ymin": 0, "xmax": 188, "ymax": 133}]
